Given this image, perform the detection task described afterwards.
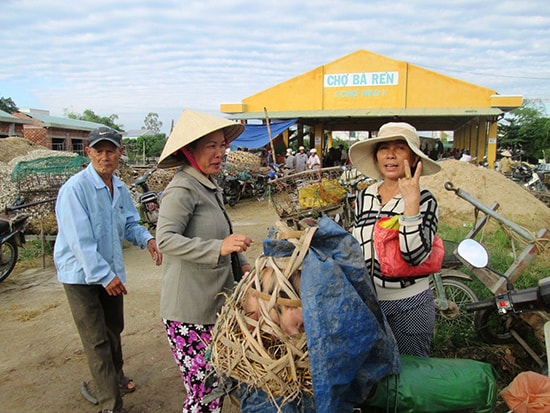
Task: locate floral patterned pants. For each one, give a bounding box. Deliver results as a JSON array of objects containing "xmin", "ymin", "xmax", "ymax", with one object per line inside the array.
[{"xmin": 162, "ymin": 320, "xmax": 221, "ymax": 413}]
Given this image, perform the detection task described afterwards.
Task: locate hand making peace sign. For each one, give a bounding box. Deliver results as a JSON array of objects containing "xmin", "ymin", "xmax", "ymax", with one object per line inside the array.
[{"xmin": 399, "ymin": 159, "xmax": 422, "ymax": 216}]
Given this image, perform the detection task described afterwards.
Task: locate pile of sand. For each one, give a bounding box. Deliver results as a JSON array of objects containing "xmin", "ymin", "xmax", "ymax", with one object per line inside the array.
[{"xmin": 422, "ymin": 160, "xmax": 550, "ymax": 234}]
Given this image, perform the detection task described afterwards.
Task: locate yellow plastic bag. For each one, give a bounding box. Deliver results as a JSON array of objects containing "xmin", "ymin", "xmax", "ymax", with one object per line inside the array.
[{"xmin": 298, "ymin": 179, "xmax": 346, "ymax": 210}]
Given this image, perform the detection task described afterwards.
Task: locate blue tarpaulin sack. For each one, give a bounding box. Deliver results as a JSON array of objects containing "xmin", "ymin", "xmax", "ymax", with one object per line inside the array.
[{"xmin": 301, "ymin": 216, "xmax": 401, "ymax": 412}]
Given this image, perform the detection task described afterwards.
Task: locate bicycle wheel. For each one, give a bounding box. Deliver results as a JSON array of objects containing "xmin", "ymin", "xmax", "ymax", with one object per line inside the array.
[
  {"xmin": 0, "ymin": 237, "xmax": 18, "ymax": 282},
  {"xmin": 431, "ymin": 278, "xmax": 478, "ymax": 332}
]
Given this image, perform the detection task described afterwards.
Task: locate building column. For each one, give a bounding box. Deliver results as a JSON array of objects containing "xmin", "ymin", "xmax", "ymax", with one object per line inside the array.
[{"xmin": 487, "ymin": 120, "xmax": 498, "ymax": 169}]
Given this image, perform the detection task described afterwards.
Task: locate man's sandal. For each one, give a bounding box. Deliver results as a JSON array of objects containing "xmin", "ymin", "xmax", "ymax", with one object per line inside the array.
[{"xmin": 118, "ymin": 376, "xmax": 136, "ymax": 395}]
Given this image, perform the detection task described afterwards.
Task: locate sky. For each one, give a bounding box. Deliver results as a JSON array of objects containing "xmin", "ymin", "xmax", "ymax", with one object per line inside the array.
[{"xmin": 1, "ymin": 0, "xmax": 549, "ymax": 134}]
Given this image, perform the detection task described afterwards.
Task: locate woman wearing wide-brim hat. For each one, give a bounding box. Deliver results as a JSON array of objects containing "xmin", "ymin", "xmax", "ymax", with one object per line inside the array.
[
  {"xmin": 156, "ymin": 110, "xmax": 253, "ymax": 412},
  {"xmin": 348, "ymin": 122, "xmax": 441, "ymax": 357}
]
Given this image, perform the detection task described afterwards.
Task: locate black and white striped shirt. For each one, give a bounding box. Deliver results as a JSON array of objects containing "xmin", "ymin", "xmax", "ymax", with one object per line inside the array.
[{"xmin": 352, "ymin": 181, "xmax": 439, "ymax": 298}]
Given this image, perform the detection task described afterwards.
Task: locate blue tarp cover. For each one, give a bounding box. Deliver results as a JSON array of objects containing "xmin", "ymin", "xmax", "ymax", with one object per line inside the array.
[
  {"xmin": 238, "ymin": 216, "xmax": 401, "ymax": 412},
  {"xmin": 231, "ymin": 119, "xmax": 297, "ymax": 149},
  {"xmin": 301, "ymin": 217, "xmax": 401, "ymax": 412}
]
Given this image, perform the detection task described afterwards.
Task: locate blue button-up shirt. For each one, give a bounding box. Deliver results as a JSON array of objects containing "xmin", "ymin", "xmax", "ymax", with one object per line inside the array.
[{"xmin": 54, "ymin": 163, "xmax": 153, "ymax": 286}]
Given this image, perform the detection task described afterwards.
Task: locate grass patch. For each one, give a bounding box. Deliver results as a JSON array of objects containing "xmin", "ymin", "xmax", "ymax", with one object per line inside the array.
[
  {"xmin": 438, "ymin": 224, "xmax": 550, "ymax": 291},
  {"xmin": 18, "ymin": 240, "xmax": 54, "ymax": 261}
]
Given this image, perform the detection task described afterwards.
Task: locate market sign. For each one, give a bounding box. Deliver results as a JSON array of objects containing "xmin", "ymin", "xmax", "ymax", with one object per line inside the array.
[{"xmin": 324, "ymin": 72, "xmax": 399, "ymax": 88}]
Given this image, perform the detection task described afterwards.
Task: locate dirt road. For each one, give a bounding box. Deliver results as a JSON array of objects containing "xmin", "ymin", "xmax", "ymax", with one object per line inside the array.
[{"xmin": 0, "ymin": 197, "xmax": 276, "ymax": 413}]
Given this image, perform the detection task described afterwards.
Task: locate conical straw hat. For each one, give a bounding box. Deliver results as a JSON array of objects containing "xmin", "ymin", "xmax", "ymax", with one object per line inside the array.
[{"xmin": 157, "ymin": 110, "xmax": 244, "ymax": 169}]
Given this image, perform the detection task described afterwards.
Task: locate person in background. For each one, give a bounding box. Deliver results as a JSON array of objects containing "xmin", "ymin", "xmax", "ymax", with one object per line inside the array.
[
  {"xmin": 295, "ymin": 146, "xmax": 309, "ymax": 172},
  {"xmin": 451, "ymin": 148, "xmax": 460, "ymax": 160},
  {"xmin": 284, "ymin": 148, "xmax": 296, "ymax": 174},
  {"xmin": 349, "ymin": 122, "xmax": 441, "ymax": 357},
  {"xmin": 324, "ymin": 147, "xmax": 337, "ymax": 167},
  {"xmin": 339, "ymin": 144, "xmax": 348, "ymax": 165},
  {"xmin": 308, "ymin": 148, "xmax": 321, "ymax": 169},
  {"xmin": 54, "ymin": 126, "xmax": 162, "ymax": 413},
  {"xmin": 459, "ymin": 149, "xmax": 472, "ymax": 162},
  {"xmin": 499, "ymin": 150, "xmax": 513, "ymax": 176},
  {"xmin": 155, "ymin": 110, "xmax": 252, "ymax": 413},
  {"xmin": 266, "ymin": 149, "xmax": 274, "ymax": 166}
]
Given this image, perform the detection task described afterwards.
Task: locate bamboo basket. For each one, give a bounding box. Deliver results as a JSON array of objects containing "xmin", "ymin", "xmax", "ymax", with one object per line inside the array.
[
  {"xmin": 225, "ymin": 150, "xmax": 263, "ymax": 173},
  {"xmin": 210, "ymin": 224, "xmax": 317, "ymax": 408}
]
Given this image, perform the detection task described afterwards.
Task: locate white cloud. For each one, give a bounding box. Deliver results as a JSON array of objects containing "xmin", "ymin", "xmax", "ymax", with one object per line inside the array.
[{"xmin": 1, "ymin": 0, "xmax": 549, "ymax": 133}]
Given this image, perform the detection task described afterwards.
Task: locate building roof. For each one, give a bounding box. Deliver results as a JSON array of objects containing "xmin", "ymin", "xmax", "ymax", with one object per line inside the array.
[
  {"xmin": 0, "ymin": 109, "xmax": 33, "ymax": 124},
  {"xmin": 19, "ymin": 109, "xmax": 106, "ymax": 131},
  {"xmin": 123, "ymin": 129, "xmax": 154, "ymax": 138},
  {"xmin": 222, "ymin": 49, "xmax": 521, "ymax": 132},
  {"xmin": 227, "ymin": 107, "xmax": 504, "ymax": 132}
]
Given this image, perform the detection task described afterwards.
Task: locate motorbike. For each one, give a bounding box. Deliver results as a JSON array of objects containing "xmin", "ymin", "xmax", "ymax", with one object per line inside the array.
[
  {"xmin": 130, "ymin": 167, "xmax": 160, "ymax": 228},
  {"xmin": 219, "ymin": 169, "xmax": 268, "ymax": 207},
  {"xmin": 460, "ymin": 238, "xmax": 550, "ymax": 369},
  {"xmin": 218, "ymin": 169, "xmax": 242, "ymax": 207},
  {"xmin": 511, "ymin": 162, "xmax": 535, "ymax": 185},
  {"xmin": 508, "ymin": 162, "xmax": 550, "ymax": 206},
  {"xmin": 0, "ymin": 209, "xmax": 28, "ymax": 283},
  {"xmin": 525, "ymin": 169, "xmax": 547, "ymax": 192},
  {"xmin": 0, "ymin": 198, "xmax": 55, "ymax": 282}
]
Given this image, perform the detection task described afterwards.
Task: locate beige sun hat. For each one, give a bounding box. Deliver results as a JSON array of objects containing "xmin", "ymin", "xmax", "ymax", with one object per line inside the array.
[
  {"xmin": 348, "ymin": 122, "xmax": 441, "ymax": 179},
  {"xmin": 157, "ymin": 110, "xmax": 245, "ymax": 169}
]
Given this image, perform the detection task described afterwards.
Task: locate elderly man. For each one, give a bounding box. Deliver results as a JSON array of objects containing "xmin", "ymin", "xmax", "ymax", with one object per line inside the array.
[
  {"xmin": 296, "ymin": 146, "xmax": 308, "ymax": 173},
  {"xmin": 54, "ymin": 126, "xmax": 162, "ymax": 413}
]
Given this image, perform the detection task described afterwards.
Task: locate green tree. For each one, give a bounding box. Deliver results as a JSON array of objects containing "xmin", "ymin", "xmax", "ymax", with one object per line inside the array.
[
  {"xmin": 498, "ymin": 99, "xmax": 550, "ymax": 163},
  {"xmin": 64, "ymin": 108, "xmax": 123, "ymax": 130},
  {"xmin": 0, "ymin": 96, "xmax": 18, "ymax": 113},
  {"xmin": 122, "ymin": 133, "xmax": 166, "ymax": 163},
  {"xmin": 143, "ymin": 112, "xmax": 163, "ymax": 134}
]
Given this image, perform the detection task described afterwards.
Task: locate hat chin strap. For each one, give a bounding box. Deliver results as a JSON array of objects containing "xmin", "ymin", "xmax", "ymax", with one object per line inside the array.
[{"xmin": 180, "ymin": 147, "xmax": 205, "ymax": 174}]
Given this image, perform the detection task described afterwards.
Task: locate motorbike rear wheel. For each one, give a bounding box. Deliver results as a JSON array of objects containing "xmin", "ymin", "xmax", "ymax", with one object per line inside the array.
[{"xmin": 0, "ymin": 238, "xmax": 18, "ymax": 282}]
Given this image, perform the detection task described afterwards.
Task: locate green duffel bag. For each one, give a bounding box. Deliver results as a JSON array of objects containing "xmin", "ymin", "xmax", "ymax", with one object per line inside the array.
[{"xmin": 363, "ymin": 355, "xmax": 497, "ymax": 413}]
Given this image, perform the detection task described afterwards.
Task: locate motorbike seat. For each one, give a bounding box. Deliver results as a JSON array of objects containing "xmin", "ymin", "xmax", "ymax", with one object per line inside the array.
[{"xmin": 0, "ymin": 220, "xmax": 9, "ymax": 234}]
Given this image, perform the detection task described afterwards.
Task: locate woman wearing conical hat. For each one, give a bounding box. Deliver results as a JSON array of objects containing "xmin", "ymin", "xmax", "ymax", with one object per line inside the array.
[{"xmin": 156, "ymin": 110, "xmax": 253, "ymax": 413}]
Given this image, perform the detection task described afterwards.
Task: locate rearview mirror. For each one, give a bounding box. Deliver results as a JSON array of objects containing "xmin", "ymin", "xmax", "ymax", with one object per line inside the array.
[{"xmin": 456, "ymin": 239, "xmax": 489, "ymax": 268}]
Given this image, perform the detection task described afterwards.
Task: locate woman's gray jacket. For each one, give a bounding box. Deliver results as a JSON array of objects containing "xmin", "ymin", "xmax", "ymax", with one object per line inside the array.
[{"xmin": 156, "ymin": 165, "xmax": 248, "ymax": 324}]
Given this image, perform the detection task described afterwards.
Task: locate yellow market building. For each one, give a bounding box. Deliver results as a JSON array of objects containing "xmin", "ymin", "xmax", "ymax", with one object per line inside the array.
[{"xmin": 221, "ymin": 49, "xmax": 522, "ymax": 169}]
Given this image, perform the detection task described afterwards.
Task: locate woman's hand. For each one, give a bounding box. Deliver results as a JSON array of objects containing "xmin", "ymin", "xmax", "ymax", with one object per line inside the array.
[
  {"xmin": 399, "ymin": 159, "xmax": 421, "ymax": 216},
  {"xmin": 221, "ymin": 233, "xmax": 253, "ymax": 256}
]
